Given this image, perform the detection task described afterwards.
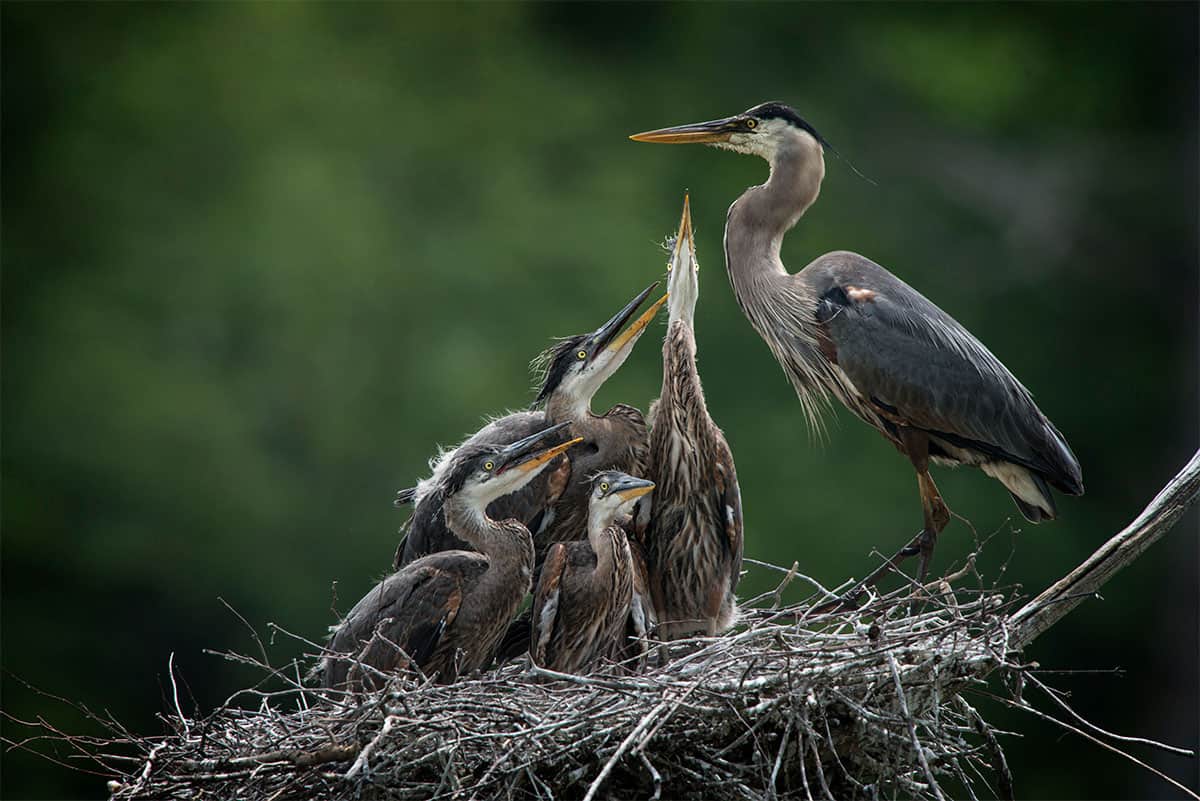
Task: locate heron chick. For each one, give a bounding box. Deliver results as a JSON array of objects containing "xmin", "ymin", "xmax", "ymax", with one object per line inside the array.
[
  {"xmin": 395, "ymin": 284, "xmax": 667, "ymax": 570},
  {"xmin": 531, "ymin": 471, "xmax": 654, "ymax": 674},
  {"xmin": 644, "ymin": 194, "xmax": 744, "ymax": 638},
  {"xmin": 632, "ymin": 103, "xmax": 1083, "ymax": 597},
  {"xmin": 323, "ymin": 424, "xmax": 581, "ymax": 690}
]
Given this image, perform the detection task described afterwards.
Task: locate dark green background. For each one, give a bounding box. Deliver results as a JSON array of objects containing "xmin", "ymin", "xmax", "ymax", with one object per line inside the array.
[{"xmin": 3, "ymin": 3, "xmax": 1197, "ymax": 798}]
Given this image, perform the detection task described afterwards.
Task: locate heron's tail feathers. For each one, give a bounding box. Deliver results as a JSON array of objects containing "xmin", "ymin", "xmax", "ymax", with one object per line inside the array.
[
  {"xmin": 983, "ymin": 461, "xmax": 1058, "ymax": 523},
  {"xmin": 1040, "ymin": 420, "xmax": 1084, "ymax": 497}
]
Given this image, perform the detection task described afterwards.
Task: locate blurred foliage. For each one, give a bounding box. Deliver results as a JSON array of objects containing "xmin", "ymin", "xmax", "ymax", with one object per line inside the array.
[{"xmin": 2, "ymin": 3, "xmax": 1196, "ymax": 798}]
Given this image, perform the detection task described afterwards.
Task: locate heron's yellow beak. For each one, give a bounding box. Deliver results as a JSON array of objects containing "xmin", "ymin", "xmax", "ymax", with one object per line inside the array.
[
  {"xmin": 614, "ymin": 481, "xmax": 655, "ymax": 502},
  {"xmin": 630, "ymin": 117, "xmax": 738, "ymax": 145},
  {"xmin": 512, "ymin": 437, "xmax": 583, "ymax": 474},
  {"xmin": 606, "ymin": 293, "xmax": 668, "ymax": 353},
  {"xmin": 670, "ymin": 193, "xmax": 696, "ymax": 270}
]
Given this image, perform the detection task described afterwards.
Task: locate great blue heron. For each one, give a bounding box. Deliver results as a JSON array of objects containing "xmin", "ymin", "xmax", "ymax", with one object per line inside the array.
[
  {"xmin": 394, "ymin": 284, "xmax": 667, "ymax": 570},
  {"xmin": 631, "ymin": 103, "xmax": 1083, "ymax": 593},
  {"xmin": 322, "ymin": 424, "xmax": 581, "ymax": 690},
  {"xmin": 530, "ymin": 471, "xmax": 655, "ymax": 673},
  {"xmin": 643, "ymin": 195, "xmax": 744, "ymax": 638}
]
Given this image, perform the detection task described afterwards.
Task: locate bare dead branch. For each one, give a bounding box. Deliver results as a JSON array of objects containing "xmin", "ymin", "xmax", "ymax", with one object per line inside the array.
[{"xmin": 1010, "ymin": 449, "xmax": 1200, "ymax": 648}]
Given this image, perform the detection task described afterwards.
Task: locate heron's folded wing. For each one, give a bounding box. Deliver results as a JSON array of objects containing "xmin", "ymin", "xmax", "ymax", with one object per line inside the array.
[
  {"xmin": 530, "ymin": 543, "xmax": 568, "ymax": 666},
  {"xmin": 326, "ymin": 552, "xmax": 488, "ymax": 687},
  {"xmin": 821, "ymin": 283, "xmax": 1081, "ymax": 491}
]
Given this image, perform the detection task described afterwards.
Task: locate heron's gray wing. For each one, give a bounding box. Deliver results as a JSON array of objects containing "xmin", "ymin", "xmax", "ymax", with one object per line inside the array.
[
  {"xmin": 324, "ymin": 552, "xmax": 487, "ymax": 689},
  {"xmin": 396, "ymin": 411, "xmax": 569, "ymax": 568},
  {"xmin": 815, "ymin": 275, "xmax": 1081, "ymax": 493}
]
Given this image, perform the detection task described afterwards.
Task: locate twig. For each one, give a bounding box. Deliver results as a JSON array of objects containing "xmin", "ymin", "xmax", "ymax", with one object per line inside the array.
[
  {"xmin": 888, "ymin": 653, "xmax": 947, "ymax": 801},
  {"xmin": 345, "ymin": 714, "xmax": 399, "ymax": 780},
  {"xmin": 581, "ymin": 700, "xmax": 668, "ymax": 801},
  {"xmin": 167, "ymin": 653, "xmax": 190, "ymax": 741}
]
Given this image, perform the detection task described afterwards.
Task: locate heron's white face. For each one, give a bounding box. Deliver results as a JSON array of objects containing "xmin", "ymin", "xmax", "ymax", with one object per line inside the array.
[
  {"xmin": 718, "ymin": 118, "xmax": 821, "ymax": 164},
  {"xmin": 589, "ymin": 486, "xmax": 636, "ymax": 527},
  {"xmin": 586, "ymin": 472, "xmax": 655, "ymax": 532},
  {"xmin": 458, "ymin": 435, "xmax": 581, "ymax": 508},
  {"xmin": 556, "ymin": 294, "xmax": 668, "ymax": 416},
  {"xmin": 458, "ymin": 459, "xmax": 537, "ymax": 506},
  {"xmin": 566, "ymin": 341, "xmax": 638, "ymax": 410}
]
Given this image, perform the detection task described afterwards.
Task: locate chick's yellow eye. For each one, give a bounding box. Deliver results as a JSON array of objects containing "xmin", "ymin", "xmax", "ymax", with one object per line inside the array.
[
  {"xmin": 600, "ymin": 482, "xmax": 609, "ymax": 492},
  {"xmin": 744, "ymin": 118, "xmax": 757, "ymax": 129},
  {"xmin": 484, "ymin": 461, "xmax": 494, "ymax": 471},
  {"xmin": 577, "ymin": 350, "xmax": 587, "ymax": 360}
]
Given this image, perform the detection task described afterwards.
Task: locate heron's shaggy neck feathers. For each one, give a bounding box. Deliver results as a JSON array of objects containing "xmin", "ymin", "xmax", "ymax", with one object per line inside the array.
[{"xmin": 722, "ymin": 128, "xmax": 852, "ymax": 435}]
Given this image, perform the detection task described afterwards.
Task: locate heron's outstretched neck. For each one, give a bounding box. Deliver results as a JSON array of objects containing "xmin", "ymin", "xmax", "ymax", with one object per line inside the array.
[
  {"xmin": 659, "ymin": 321, "xmax": 707, "ymax": 419},
  {"xmin": 724, "ymin": 134, "xmax": 824, "ymax": 292},
  {"xmin": 444, "ymin": 496, "xmax": 529, "ymax": 562},
  {"xmin": 546, "ymin": 391, "xmax": 592, "ymax": 426}
]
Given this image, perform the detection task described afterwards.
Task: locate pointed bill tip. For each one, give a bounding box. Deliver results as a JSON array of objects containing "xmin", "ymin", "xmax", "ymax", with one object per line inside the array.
[{"xmin": 671, "ymin": 193, "xmax": 697, "ymax": 268}]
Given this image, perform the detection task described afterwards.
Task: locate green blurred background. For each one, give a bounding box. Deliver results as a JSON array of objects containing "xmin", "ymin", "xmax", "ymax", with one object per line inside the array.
[{"xmin": 3, "ymin": 3, "xmax": 1197, "ymax": 798}]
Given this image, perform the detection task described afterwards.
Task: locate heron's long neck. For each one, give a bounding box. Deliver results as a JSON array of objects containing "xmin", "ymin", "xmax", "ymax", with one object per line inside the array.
[
  {"xmin": 659, "ymin": 320, "xmax": 707, "ymax": 420},
  {"xmin": 546, "ymin": 392, "xmax": 592, "ymax": 425},
  {"xmin": 586, "ymin": 515, "xmax": 631, "ymax": 581},
  {"xmin": 724, "ymin": 143, "xmax": 824, "ymax": 310},
  {"xmin": 444, "ymin": 495, "xmax": 534, "ymax": 571}
]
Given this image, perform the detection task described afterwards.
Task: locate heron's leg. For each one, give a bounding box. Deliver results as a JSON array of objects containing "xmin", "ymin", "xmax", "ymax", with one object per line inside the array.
[
  {"xmin": 815, "ymin": 428, "xmax": 946, "ymax": 613},
  {"xmin": 911, "ymin": 469, "xmax": 951, "ymax": 582}
]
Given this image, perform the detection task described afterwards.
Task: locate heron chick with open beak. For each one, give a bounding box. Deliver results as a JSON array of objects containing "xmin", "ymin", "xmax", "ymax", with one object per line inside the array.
[
  {"xmin": 643, "ymin": 195, "xmax": 744, "ymax": 639},
  {"xmin": 395, "ymin": 283, "xmax": 668, "ymax": 572}
]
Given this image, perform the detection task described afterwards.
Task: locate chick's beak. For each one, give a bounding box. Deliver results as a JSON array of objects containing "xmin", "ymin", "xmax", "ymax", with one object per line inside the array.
[
  {"xmin": 587, "ymin": 281, "xmax": 668, "ymax": 361},
  {"xmin": 494, "ymin": 422, "xmax": 570, "ymax": 474},
  {"xmin": 670, "ymin": 193, "xmax": 697, "ymax": 272},
  {"xmin": 589, "ymin": 282, "xmax": 657, "ymax": 354},
  {"xmin": 630, "ymin": 116, "xmax": 739, "ymax": 144},
  {"xmin": 612, "ymin": 476, "xmax": 656, "ymax": 502},
  {"xmin": 510, "ymin": 437, "xmax": 583, "ymax": 475},
  {"xmin": 605, "ymin": 293, "xmax": 668, "ymax": 354}
]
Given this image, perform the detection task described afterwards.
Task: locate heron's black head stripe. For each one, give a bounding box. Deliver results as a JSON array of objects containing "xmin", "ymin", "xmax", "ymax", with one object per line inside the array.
[
  {"xmin": 442, "ymin": 443, "xmax": 504, "ymax": 496},
  {"xmin": 746, "ymin": 102, "xmax": 829, "ymax": 147},
  {"xmin": 532, "ymin": 334, "xmax": 589, "ymax": 406}
]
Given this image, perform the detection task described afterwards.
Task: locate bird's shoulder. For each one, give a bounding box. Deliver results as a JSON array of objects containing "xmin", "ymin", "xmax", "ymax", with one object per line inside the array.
[
  {"xmin": 802, "ymin": 251, "xmax": 1017, "ymax": 386},
  {"xmin": 381, "ymin": 552, "xmax": 490, "ymax": 611},
  {"xmin": 406, "ymin": 548, "xmax": 491, "ymax": 574},
  {"xmin": 331, "ymin": 551, "xmax": 485, "ymax": 645},
  {"xmin": 600, "ymin": 403, "xmax": 648, "ymax": 429}
]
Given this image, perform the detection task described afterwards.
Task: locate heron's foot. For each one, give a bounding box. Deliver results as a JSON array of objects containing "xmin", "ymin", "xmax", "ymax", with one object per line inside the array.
[
  {"xmin": 814, "ymin": 522, "xmax": 943, "ymax": 614},
  {"xmin": 914, "ymin": 526, "xmax": 938, "ymax": 584}
]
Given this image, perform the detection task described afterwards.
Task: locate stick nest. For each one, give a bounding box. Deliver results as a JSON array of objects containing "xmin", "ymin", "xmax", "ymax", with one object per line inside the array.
[{"xmin": 91, "ymin": 564, "xmax": 1030, "ymax": 801}]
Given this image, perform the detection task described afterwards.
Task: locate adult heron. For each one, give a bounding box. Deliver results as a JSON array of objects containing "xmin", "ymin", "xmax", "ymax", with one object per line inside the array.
[
  {"xmin": 644, "ymin": 195, "xmax": 744, "ymax": 638},
  {"xmin": 395, "ymin": 284, "xmax": 667, "ymax": 570},
  {"xmin": 530, "ymin": 471, "xmax": 654, "ymax": 674},
  {"xmin": 323, "ymin": 424, "xmax": 581, "ymax": 690},
  {"xmin": 631, "ymin": 103, "xmax": 1083, "ymax": 591}
]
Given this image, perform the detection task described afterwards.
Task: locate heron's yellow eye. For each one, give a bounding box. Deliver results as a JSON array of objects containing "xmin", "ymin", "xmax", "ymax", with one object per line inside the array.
[
  {"xmin": 600, "ymin": 482, "xmax": 609, "ymax": 492},
  {"xmin": 577, "ymin": 350, "xmax": 587, "ymax": 360},
  {"xmin": 484, "ymin": 461, "xmax": 494, "ymax": 471},
  {"xmin": 744, "ymin": 118, "xmax": 757, "ymax": 129}
]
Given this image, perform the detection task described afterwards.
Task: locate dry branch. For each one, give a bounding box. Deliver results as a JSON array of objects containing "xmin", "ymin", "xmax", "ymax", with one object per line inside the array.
[
  {"xmin": 1010, "ymin": 448, "xmax": 1200, "ymax": 648},
  {"xmin": 7, "ymin": 451, "xmax": 1198, "ymax": 800}
]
